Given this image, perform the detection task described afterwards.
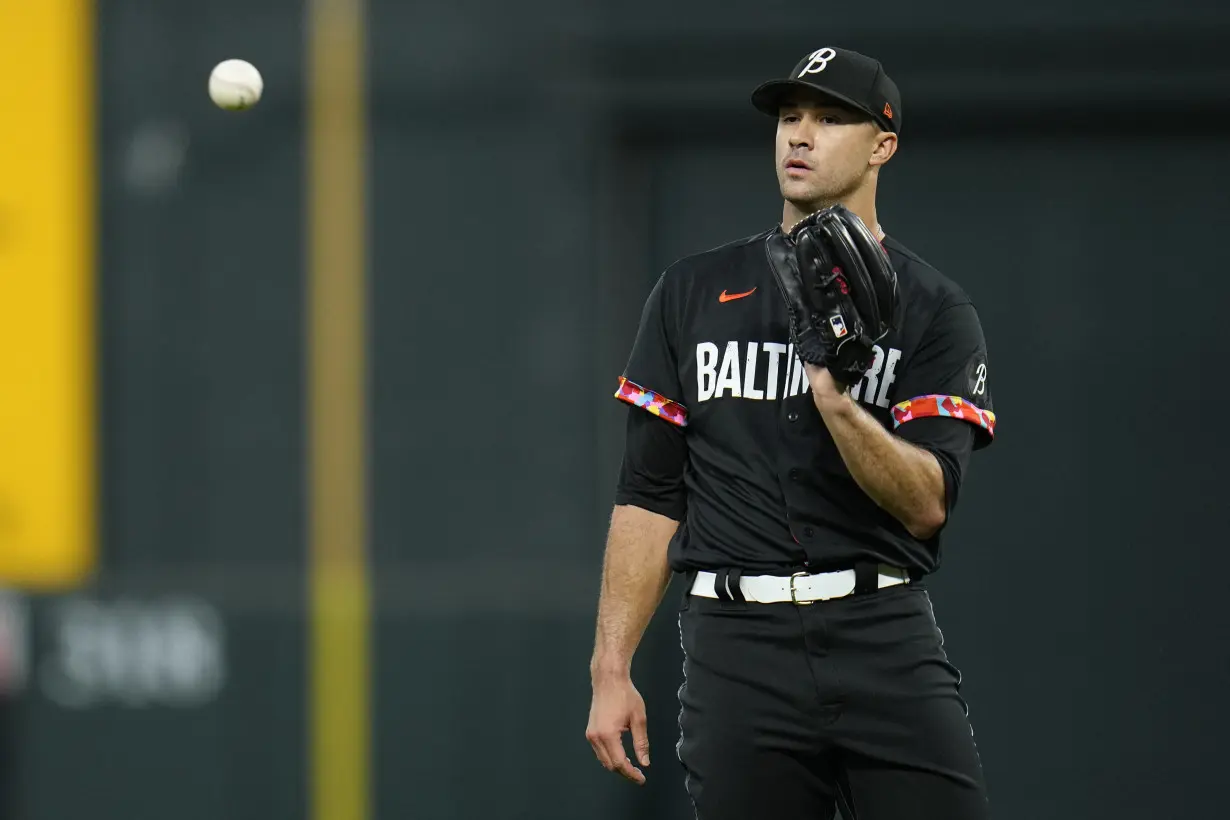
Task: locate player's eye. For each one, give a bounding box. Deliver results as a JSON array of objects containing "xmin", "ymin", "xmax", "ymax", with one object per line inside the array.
[
  {"xmin": 780, "ymin": 114, "xmax": 800, "ymax": 123},
  {"xmin": 820, "ymin": 115, "xmax": 842, "ymax": 125}
]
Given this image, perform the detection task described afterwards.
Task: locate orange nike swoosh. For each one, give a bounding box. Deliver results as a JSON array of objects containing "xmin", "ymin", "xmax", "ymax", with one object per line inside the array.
[{"xmin": 719, "ymin": 287, "xmax": 757, "ymax": 303}]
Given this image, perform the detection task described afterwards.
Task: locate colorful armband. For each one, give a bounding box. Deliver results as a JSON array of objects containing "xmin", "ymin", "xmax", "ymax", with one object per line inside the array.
[
  {"xmin": 891, "ymin": 394, "xmax": 996, "ymax": 438},
  {"xmin": 614, "ymin": 377, "xmax": 688, "ymax": 427}
]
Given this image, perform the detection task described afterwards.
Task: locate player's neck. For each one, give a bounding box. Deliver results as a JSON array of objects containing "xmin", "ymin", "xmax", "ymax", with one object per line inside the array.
[{"xmin": 781, "ymin": 194, "xmax": 884, "ymax": 241}]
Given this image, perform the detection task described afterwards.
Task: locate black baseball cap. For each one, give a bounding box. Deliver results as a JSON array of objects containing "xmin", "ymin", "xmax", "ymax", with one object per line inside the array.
[{"xmin": 751, "ymin": 47, "xmax": 902, "ymax": 134}]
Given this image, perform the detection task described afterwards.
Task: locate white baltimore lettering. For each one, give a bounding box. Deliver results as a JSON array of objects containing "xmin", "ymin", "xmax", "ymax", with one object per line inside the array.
[
  {"xmin": 858, "ymin": 345, "xmax": 886, "ymax": 406},
  {"xmin": 714, "ymin": 341, "xmax": 742, "ymax": 398},
  {"xmin": 692, "ymin": 341, "xmax": 901, "ymax": 405},
  {"xmin": 784, "ymin": 344, "xmax": 795, "ymax": 398},
  {"xmin": 848, "ymin": 344, "xmax": 903, "ymax": 408},
  {"xmin": 742, "ymin": 343, "xmax": 764, "ymax": 400},
  {"xmin": 875, "ymin": 346, "xmax": 901, "ymax": 408},
  {"xmin": 696, "ymin": 342, "xmax": 719, "ymax": 402},
  {"xmin": 762, "ymin": 342, "xmax": 787, "ymax": 401}
]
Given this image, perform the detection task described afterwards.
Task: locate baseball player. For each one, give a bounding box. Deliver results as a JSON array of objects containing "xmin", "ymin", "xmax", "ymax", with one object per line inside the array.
[{"xmin": 584, "ymin": 47, "xmax": 997, "ymax": 819}]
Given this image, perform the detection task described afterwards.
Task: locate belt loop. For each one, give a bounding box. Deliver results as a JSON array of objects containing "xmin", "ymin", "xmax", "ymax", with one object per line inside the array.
[
  {"xmin": 714, "ymin": 568, "xmax": 746, "ymax": 610},
  {"xmin": 727, "ymin": 568, "xmax": 745, "ymax": 604},
  {"xmin": 853, "ymin": 562, "xmax": 878, "ymax": 595}
]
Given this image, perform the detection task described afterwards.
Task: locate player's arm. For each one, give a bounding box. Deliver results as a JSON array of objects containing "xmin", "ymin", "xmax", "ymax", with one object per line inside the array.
[
  {"xmin": 587, "ymin": 502, "xmax": 676, "ymax": 784},
  {"xmin": 592, "ymin": 408, "xmax": 685, "ymax": 675},
  {"xmin": 808, "ymin": 366, "xmax": 948, "ymax": 538},
  {"xmin": 808, "ymin": 300, "xmax": 996, "ymax": 540},
  {"xmin": 587, "ymin": 505, "xmax": 674, "ymax": 785},
  {"xmin": 587, "ymin": 409, "xmax": 686, "ymax": 785},
  {"xmin": 587, "ymin": 268, "xmax": 689, "ymax": 785},
  {"xmin": 590, "ymin": 502, "xmax": 678, "ymax": 678},
  {"xmin": 591, "ymin": 408, "xmax": 685, "ymax": 676}
]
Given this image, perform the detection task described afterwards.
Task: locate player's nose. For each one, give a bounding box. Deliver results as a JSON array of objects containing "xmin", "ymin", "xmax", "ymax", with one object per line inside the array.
[{"xmin": 788, "ymin": 127, "xmax": 814, "ymax": 150}]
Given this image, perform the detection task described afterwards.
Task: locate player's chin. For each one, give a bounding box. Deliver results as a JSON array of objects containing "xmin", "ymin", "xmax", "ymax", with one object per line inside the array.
[{"xmin": 778, "ymin": 176, "xmax": 826, "ymax": 206}]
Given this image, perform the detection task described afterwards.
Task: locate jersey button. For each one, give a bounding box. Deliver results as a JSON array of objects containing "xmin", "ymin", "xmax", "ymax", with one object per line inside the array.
[
  {"xmin": 802, "ymin": 526, "xmax": 815, "ymax": 538},
  {"xmin": 789, "ymin": 468, "xmax": 801, "ymax": 481},
  {"xmin": 787, "ymin": 411, "xmax": 799, "ymax": 423}
]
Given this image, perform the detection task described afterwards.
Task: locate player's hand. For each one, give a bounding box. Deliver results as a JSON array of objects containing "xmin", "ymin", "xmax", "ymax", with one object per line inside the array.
[
  {"xmin": 804, "ymin": 363, "xmax": 851, "ymax": 407},
  {"xmin": 585, "ymin": 674, "xmax": 650, "ymax": 785}
]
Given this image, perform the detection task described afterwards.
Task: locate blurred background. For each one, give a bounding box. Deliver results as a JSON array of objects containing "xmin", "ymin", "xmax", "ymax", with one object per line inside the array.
[{"xmin": 1, "ymin": 0, "xmax": 1229, "ymax": 818}]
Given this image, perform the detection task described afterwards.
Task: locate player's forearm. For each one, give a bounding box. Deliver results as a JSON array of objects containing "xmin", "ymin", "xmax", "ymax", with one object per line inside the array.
[
  {"xmin": 590, "ymin": 504, "xmax": 678, "ymax": 679},
  {"xmin": 812, "ymin": 386, "xmax": 946, "ymax": 539}
]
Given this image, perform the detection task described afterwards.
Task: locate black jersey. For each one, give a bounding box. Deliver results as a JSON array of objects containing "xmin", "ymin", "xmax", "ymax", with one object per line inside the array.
[{"xmin": 613, "ymin": 226, "xmax": 997, "ymax": 576}]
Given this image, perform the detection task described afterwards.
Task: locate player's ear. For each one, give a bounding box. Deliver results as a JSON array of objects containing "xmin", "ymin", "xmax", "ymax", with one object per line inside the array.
[{"xmin": 868, "ymin": 131, "xmax": 897, "ymax": 168}]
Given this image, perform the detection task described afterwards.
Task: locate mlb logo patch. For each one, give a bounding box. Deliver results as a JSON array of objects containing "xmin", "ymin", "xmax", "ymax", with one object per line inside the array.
[{"xmin": 829, "ymin": 314, "xmax": 848, "ymax": 338}]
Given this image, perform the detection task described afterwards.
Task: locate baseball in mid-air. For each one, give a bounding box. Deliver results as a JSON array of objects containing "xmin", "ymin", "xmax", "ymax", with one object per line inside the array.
[{"xmin": 209, "ymin": 59, "xmax": 263, "ymax": 111}]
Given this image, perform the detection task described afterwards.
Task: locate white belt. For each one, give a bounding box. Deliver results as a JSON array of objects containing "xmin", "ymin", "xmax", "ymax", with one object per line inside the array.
[{"xmin": 690, "ymin": 565, "xmax": 909, "ymax": 605}]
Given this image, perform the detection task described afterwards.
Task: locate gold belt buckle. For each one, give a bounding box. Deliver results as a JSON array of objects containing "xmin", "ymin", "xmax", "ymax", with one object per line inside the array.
[{"xmin": 790, "ymin": 571, "xmax": 815, "ymax": 606}]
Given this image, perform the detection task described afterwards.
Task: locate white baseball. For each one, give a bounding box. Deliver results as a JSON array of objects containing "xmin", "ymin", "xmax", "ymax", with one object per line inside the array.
[{"xmin": 209, "ymin": 59, "xmax": 263, "ymax": 111}]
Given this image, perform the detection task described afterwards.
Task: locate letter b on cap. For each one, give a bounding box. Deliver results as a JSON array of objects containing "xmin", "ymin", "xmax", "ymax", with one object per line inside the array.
[{"xmin": 799, "ymin": 47, "xmax": 836, "ymax": 76}]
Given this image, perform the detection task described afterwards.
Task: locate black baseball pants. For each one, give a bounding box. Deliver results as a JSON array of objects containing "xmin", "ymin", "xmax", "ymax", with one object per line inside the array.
[{"xmin": 675, "ymin": 576, "xmax": 990, "ymax": 820}]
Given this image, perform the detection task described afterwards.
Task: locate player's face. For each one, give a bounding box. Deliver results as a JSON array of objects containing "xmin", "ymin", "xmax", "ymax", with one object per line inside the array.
[{"xmin": 775, "ymin": 99, "xmax": 887, "ymax": 210}]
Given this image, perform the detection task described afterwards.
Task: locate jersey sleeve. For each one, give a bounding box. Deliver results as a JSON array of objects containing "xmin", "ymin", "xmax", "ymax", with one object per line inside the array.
[
  {"xmin": 897, "ymin": 416, "xmax": 975, "ymax": 518},
  {"xmin": 614, "ymin": 271, "xmax": 689, "ymax": 427},
  {"xmin": 614, "ymin": 404, "xmax": 688, "ymax": 520},
  {"xmin": 889, "ymin": 300, "xmax": 996, "ymax": 450}
]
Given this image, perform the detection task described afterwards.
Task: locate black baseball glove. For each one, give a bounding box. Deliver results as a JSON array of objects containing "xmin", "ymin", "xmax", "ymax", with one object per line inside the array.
[{"xmin": 764, "ymin": 205, "xmax": 900, "ymax": 386}]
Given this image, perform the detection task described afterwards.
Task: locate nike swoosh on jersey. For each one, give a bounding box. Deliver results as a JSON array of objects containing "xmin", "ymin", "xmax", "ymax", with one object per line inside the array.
[{"xmin": 718, "ymin": 288, "xmax": 757, "ymax": 303}]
